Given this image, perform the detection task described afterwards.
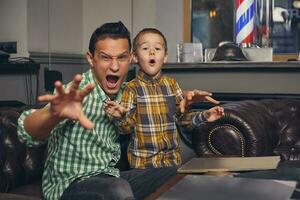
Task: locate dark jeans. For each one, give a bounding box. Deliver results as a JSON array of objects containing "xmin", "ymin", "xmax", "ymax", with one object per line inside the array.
[
  {"xmin": 60, "ymin": 167, "xmax": 177, "ymax": 200},
  {"xmin": 121, "ymin": 167, "xmax": 177, "ymax": 200}
]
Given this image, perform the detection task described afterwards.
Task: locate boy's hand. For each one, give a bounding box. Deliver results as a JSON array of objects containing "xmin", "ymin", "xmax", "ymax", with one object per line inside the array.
[
  {"xmin": 180, "ymin": 90, "xmax": 220, "ymax": 113},
  {"xmin": 104, "ymin": 101, "xmax": 130, "ymax": 119},
  {"xmin": 203, "ymin": 106, "xmax": 225, "ymax": 122},
  {"xmin": 38, "ymin": 74, "xmax": 96, "ymax": 129}
]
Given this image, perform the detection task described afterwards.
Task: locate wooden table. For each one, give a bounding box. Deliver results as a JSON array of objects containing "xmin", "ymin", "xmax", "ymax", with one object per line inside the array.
[{"xmin": 144, "ymin": 174, "xmax": 186, "ymax": 200}]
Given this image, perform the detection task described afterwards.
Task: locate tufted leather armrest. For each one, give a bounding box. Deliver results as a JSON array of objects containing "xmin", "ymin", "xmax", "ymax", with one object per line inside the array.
[
  {"xmin": 184, "ymin": 99, "xmax": 300, "ymax": 161},
  {"xmin": 0, "ymin": 106, "xmax": 47, "ymax": 194}
]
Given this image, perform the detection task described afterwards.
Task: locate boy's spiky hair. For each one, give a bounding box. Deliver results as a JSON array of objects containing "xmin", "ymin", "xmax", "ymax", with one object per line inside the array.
[{"xmin": 133, "ymin": 28, "xmax": 167, "ymax": 53}]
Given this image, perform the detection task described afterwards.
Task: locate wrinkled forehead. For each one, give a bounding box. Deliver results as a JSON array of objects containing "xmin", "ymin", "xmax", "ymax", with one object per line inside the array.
[{"xmin": 94, "ymin": 38, "xmax": 131, "ymax": 55}]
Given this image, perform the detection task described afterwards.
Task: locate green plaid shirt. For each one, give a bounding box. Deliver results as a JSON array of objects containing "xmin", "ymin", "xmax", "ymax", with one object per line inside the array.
[
  {"xmin": 17, "ymin": 69, "xmax": 125, "ymax": 200},
  {"xmin": 118, "ymin": 70, "xmax": 186, "ymax": 168}
]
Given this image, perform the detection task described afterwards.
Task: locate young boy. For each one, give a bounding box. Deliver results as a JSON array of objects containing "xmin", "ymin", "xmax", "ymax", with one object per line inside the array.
[{"xmin": 104, "ymin": 28, "xmax": 224, "ymax": 169}]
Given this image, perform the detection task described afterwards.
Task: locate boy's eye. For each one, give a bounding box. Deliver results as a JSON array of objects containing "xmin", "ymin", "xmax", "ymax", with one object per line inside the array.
[
  {"xmin": 155, "ymin": 47, "xmax": 162, "ymax": 51},
  {"xmin": 142, "ymin": 47, "xmax": 148, "ymax": 50}
]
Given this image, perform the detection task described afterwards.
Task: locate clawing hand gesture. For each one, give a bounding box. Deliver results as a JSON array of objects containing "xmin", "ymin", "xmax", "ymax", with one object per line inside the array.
[
  {"xmin": 180, "ymin": 90, "xmax": 220, "ymax": 113},
  {"xmin": 203, "ymin": 106, "xmax": 225, "ymax": 122},
  {"xmin": 38, "ymin": 74, "xmax": 96, "ymax": 129},
  {"xmin": 103, "ymin": 101, "xmax": 130, "ymax": 119}
]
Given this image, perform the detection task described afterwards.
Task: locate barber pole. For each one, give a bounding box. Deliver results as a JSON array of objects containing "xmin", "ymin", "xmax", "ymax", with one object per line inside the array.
[{"xmin": 235, "ymin": 0, "xmax": 255, "ymax": 44}]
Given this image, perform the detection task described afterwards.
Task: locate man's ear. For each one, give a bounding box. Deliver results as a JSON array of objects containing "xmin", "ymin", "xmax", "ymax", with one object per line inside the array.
[{"xmin": 86, "ymin": 52, "xmax": 94, "ymax": 67}]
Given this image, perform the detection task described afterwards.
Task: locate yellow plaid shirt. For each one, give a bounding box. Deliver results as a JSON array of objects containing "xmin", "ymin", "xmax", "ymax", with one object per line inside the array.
[{"xmin": 118, "ymin": 70, "xmax": 189, "ymax": 168}]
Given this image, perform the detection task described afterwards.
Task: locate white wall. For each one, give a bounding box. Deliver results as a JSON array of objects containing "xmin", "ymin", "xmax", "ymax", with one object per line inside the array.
[
  {"xmin": 155, "ymin": 0, "xmax": 183, "ymax": 62},
  {"xmin": 82, "ymin": 0, "xmax": 132, "ymax": 54},
  {"xmin": 27, "ymin": 0, "xmax": 49, "ymax": 53},
  {"xmin": 0, "ymin": 0, "xmax": 28, "ymax": 57},
  {"xmin": 28, "ymin": 0, "xmax": 83, "ymax": 54},
  {"xmin": 1, "ymin": 0, "xmax": 183, "ymax": 61},
  {"xmin": 49, "ymin": 0, "xmax": 83, "ymax": 54},
  {"xmin": 132, "ymin": 0, "xmax": 183, "ymax": 62},
  {"xmin": 82, "ymin": 0, "xmax": 183, "ymax": 61}
]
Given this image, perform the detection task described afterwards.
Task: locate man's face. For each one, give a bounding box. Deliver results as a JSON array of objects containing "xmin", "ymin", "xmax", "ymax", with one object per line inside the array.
[{"xmin": 87, "ymin": 38, "xmax": 131, "ymax": 99}]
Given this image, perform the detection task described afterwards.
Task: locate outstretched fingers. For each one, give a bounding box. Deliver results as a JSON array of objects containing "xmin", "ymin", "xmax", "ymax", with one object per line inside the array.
[
  {"xmin": 204, "ymin": 96, "xmax": 220, "ymax": 105},
  {"xmin": 119, "ymin": 106, "xmax": 130, "ymax": 114},
  {"xmin": 54, "ymin": 81, "xmax": 65, "ymax": 96},
  {"xmin": 38, "ymin": 94, "xmax": 56, "ymax": 103},
  {"xmin": 193, "ymin": 90, "xmax": 212, "ymax": 97},
  {"xmin": 79, "ymin": 83, "xmax": 96, "ymax": 98},
  {"xmin": 179, "ymin": 99, "xmax": 188, "ymax": 113},
  {"xmin": 78, "ymin": 111, "xmax": 94, "ymax": 129},
  {"xmin": 105, "ymin": 100, "xmax": 118, "ymax": 107},
  {"xmin": 216, "ymin": 106, "xmax": 225, "ymax": 116},
  {"xmin": 69, "ymin": 75, "xmax": 83, "ymax": 96}
]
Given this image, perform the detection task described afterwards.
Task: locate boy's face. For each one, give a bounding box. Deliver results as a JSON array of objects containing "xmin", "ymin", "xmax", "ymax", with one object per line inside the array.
[
  {"xmin": 86, "ymin": 38, "xmax": 131, "ymax": 99},
  {"xmin": 134, "ymin": 33, "xmax": 167, "ymax": 77}
]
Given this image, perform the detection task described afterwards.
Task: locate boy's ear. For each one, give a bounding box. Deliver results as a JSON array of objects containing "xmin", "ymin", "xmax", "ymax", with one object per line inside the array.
[
  {"xmin": 129, "ymin": 53, "xmax": 133, "ymax": 63},
  {"xmin": 86, "ymin": 52, "xmax": 94, "ymax": 67},
  {"xmin": 163, "ymin": 53, "xmax": 168, "ymax": 63},
  {"xmin": 133, "ymin": 54, "xmax": 138, "ymax": 63}
]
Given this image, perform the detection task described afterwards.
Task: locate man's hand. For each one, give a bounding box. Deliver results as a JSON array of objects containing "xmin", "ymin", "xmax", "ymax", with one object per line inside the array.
[
  {"xmin": 38, "ymin": 74, "xmax": 95, "ymax": 129},
  {"xmin": 180, "ymin": 90, "xmax": 220, "ymax": 113},
  {"xmin": 104, "ymin": 101, "xmax": 130, "ymax": 119},
  {"xmin": 203, "ymin": 106, "xmax": 225, "ymax": 122}
]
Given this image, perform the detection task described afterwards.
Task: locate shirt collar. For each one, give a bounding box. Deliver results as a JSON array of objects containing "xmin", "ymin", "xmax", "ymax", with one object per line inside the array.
[{"xmin": 137, "ymin": 70, "xmax": 162, "ymax": 84}]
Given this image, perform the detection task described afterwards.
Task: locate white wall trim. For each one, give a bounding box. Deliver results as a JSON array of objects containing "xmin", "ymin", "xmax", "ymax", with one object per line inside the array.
[{"xmin": 29, "ymin": 51, "xmax": 87, "ymax": 65}]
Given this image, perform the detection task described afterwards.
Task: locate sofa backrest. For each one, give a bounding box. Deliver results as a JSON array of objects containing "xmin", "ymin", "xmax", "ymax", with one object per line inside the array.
[
  {"xmin": 179, "ymin": 99, "xmax": 300, "ymax": 160},
  {"xmin": 0, "ymin": 106, "xmax": 132, "ymax": 193},
  {"xmin": 0, "ymin": 107, "xmax": 47, "ymax": 192}
]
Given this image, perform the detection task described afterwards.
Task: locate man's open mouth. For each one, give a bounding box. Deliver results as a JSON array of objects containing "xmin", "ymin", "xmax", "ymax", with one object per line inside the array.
[{"xmin": 106, "ymin": 75, "xmax": 119, "ymax": 88}]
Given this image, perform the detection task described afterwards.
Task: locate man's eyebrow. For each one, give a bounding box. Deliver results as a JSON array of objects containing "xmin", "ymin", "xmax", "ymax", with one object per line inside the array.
[
  {"xmin": 98, "ymin": 51, "xmax": 129, "ymax": 57},
  {"xmin": 98, "ymin": 52, "xmax": 110, "ymax": 57},
  {"xmin": 117, "ymin": 51, "xmax": 130, "ymax": 57}
]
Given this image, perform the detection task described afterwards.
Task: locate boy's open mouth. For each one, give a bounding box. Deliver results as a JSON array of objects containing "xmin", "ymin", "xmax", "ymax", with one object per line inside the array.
[
  {"xmin": 149, "ymin": 59, "xmax": 156, "ymax": 65},
  {"xmin": 106, "ymin": 75, "xmax": 119, "ymax": 88}
]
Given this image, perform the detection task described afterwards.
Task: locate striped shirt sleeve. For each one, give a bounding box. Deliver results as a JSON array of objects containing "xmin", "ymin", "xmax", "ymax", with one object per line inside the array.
[{"xmin": 17, "ymin": 109, "xmax": 47, "ymax": 147}]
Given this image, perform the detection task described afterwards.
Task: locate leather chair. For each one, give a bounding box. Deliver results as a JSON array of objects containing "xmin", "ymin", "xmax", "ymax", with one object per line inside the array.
[
  {"xmin": 0, "ymin": 106, "xmax": 46, "ymax": 199},
  {"xmin": 179, "ymin": 99, "xmax": 300, "ymax": 161},
  {"xmin": 0, "ymin": 106, "xmax": 130, "ymax": 199}
]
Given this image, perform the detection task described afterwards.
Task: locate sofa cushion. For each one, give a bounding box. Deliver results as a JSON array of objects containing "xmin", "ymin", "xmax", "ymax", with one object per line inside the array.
[
  {"xmin": 0, "ymin": 107, "xmax": 46, "ymax": 193},
  {"xmin": 0, "ymin": 193, "xmax": 40, "ymax": 200},
  {"xmin": 8, "ymin": 181, "xmax": 42, "ymax": 199}
]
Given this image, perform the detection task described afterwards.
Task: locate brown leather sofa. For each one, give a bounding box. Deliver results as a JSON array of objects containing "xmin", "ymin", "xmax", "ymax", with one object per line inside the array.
[
  {"xmin": 2, "ymin": 98, "xmax": 300, "ymax": 199},
  {"xmin": 0, "ymin": 106, "xmax": 131, "ymax": 200},
  {"xmin": 179, "ymin": 98, "xmax": 300, "ymax": 161},
  {"xmin": 0, "ymin": 106, "xmax": 45, "ymax": 199}
]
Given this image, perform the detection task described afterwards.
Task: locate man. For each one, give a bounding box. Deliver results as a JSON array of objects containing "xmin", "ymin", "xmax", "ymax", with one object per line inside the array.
[{"xmin": 18, "ymin": 21, "xmax": 219, "ymax": 200}]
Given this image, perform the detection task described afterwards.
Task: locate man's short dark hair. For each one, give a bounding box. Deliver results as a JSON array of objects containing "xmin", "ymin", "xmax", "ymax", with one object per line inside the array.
[
  {"xmin": 133, "ymin": 28, "xmax": 168, "ymax": 53},
  {"xmin": 88, "ymin": 21, "xmax": 131, "ymax": 55}
]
